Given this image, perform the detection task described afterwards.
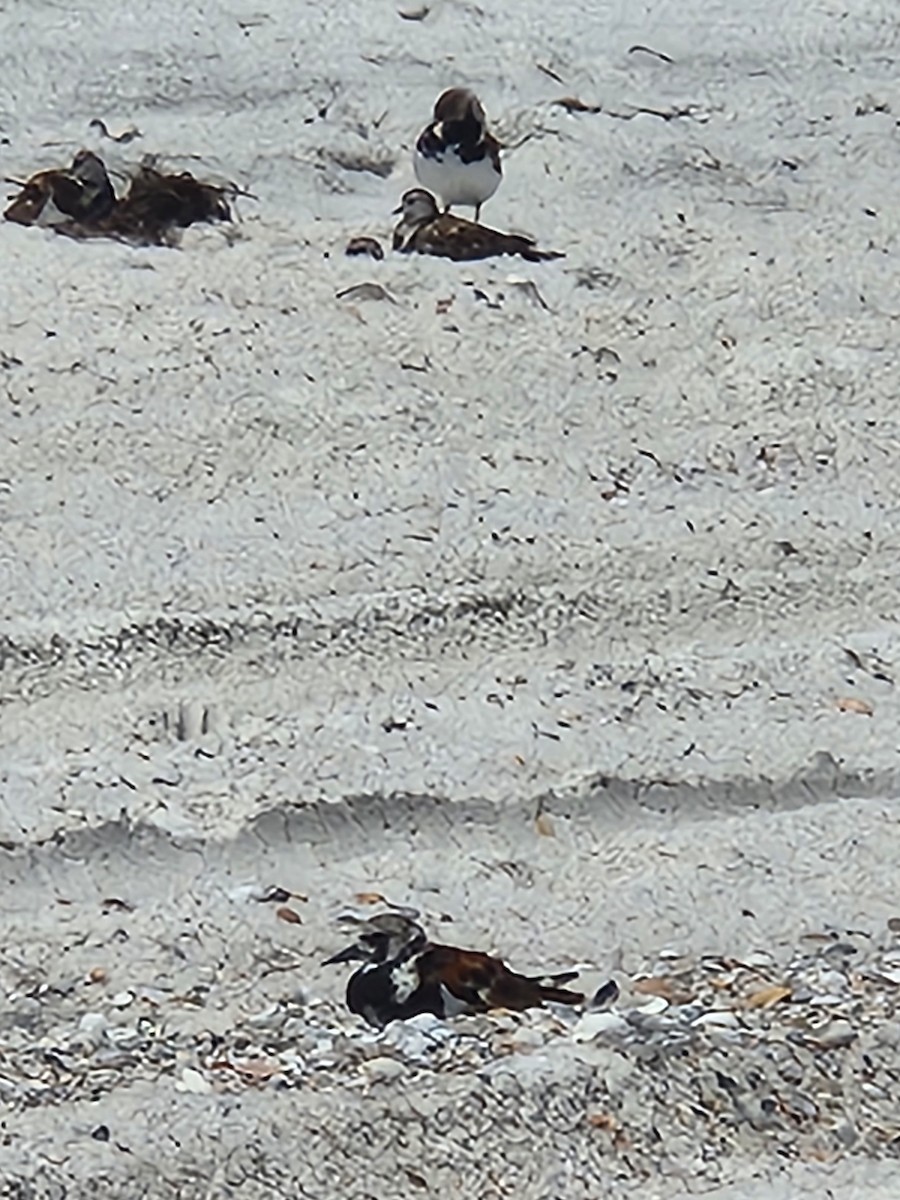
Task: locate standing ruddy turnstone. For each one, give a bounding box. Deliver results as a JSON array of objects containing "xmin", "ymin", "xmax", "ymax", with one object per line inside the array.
[
  {"xmin": 392, "ymin": 188, "xmax": 562, "ymax": 263},
  {"xmin": 413, "ymin": 88, "xmax": 502, "ymax": 221},
  {"xmin": 323, "ymin": 913, "xmax": 584, "ymax": 1028}
]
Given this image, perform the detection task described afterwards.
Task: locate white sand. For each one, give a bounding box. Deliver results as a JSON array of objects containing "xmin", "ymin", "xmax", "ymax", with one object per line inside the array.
[{"xmin": 2, "ymin": 0, "xmax": 899, "ymax": 1195}]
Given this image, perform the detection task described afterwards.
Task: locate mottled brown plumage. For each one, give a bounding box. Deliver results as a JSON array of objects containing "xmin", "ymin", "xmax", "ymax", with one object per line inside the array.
[{"xmin": 392, "ymin": 188, "xmax": 563, "ymax": 264}]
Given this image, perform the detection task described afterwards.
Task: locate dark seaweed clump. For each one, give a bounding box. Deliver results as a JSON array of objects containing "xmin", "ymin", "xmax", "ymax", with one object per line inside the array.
[{"xmin": 4, "ymin": 149, "xmax": 234, "ymax": 246}]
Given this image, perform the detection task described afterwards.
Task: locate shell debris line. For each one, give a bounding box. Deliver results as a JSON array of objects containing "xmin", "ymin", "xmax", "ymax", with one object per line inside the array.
[{"xmin": 2, "ymin": 917, "xmax": 899, "ymax": 1189}]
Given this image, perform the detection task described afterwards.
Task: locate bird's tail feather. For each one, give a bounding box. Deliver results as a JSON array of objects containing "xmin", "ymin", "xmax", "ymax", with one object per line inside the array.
[
  {"xmin": 529, "ymin": 969, "xmax": 583, "ymax": 1006},
  {"xmin": 529, "ymin": 969, "xmax": 579, "ymax": 987},
  {"xmin": 537, "ymin": 982, "xmax": 584, "ymax": 1006},
  {"xmin": 522, "ymin": 245, "xmax": 565, "ymax": 262}
]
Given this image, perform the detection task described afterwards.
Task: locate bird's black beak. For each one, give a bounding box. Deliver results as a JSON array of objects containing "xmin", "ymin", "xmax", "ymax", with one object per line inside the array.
[
  {"xmin": 392, "ymin": 202, "xmax": 403, "ymax": 214},
  {"xmin": 322, "ymin": 944, "xmax": 365, "ymax": 966}
]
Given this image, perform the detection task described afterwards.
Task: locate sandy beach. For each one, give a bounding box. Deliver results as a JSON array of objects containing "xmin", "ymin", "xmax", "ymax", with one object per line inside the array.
[{"xmin": 2, "ymin": 1, "xmax": 900, "ymax": 1195}]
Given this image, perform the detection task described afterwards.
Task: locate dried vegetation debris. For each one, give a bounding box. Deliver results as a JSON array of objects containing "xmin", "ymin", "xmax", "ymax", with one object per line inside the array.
[
  {"xmin": 4, "ymin": 148, "xmax": 237, "ymax": 245},
  {"xmin": 344, "ymin": 234, "xmax": 385, "ymax": 260}
]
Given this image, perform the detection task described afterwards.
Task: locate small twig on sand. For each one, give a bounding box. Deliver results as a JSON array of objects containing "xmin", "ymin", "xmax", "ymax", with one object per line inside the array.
[
  {"xmin": 628, "ymin": 44, "xmax": 675, "ymax": 64},
  {"xmin": 536, "ymin": 61, "xmax": 566, "ymax": 84}
]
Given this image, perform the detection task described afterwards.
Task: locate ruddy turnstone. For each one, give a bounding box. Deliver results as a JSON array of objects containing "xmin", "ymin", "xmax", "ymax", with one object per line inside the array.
[
  {"xmin": 413, "ymin": 87, "xmax": 502, "ymax": 221},
  {"xmin": 4, "ymin": 149, "xmax": 115, "ymax": 227},
  {"xmin": 392, "ymin": 188, "xmax": 562, "ymax": 263},
  {"xmin": 323, "ymin": 913, "xmax": 584, "ymax": 1028}
]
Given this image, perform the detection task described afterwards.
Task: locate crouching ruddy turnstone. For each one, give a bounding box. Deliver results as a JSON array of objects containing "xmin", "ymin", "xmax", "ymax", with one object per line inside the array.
[
  {"xmin": 323, "ymin": 913, "xmax": 584, "ymax": 1028},
  {"xmin": 392, "ymin": 188, "xmax": 562, "ymax": 263},
  {"xmin": 413, "ymin": 88, "xmax": 502, "ymax": 221},
  {"xmin": 4, "ymin": 149, "xmax": 115, "ymax": 228}
]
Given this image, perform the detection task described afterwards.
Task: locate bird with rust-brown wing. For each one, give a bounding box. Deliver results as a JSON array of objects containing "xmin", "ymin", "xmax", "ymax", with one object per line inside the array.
[
  {"xmin": 4, "ymin": 149, "xmax": 115, "ymax": 228},
  {"xmin": 392, "ymin": 188, "xmax": 563, "ymax": 264},
  {"xmin": 420, "ymin": 942, "xmax": 584, "ymax": 1015},
  {"xmin": 323, "ymin": 913, "xmax": 584, "ymax": 1028}
]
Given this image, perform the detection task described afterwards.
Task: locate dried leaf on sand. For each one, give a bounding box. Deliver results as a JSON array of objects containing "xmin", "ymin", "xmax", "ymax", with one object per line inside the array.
[
  {"xmin": 276, "ymin": 905, "xmax": 303, "ymax": 924},
  {"xmin": 745, "ymin": 983, "xmax": 792, "ymax": 1008}
]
